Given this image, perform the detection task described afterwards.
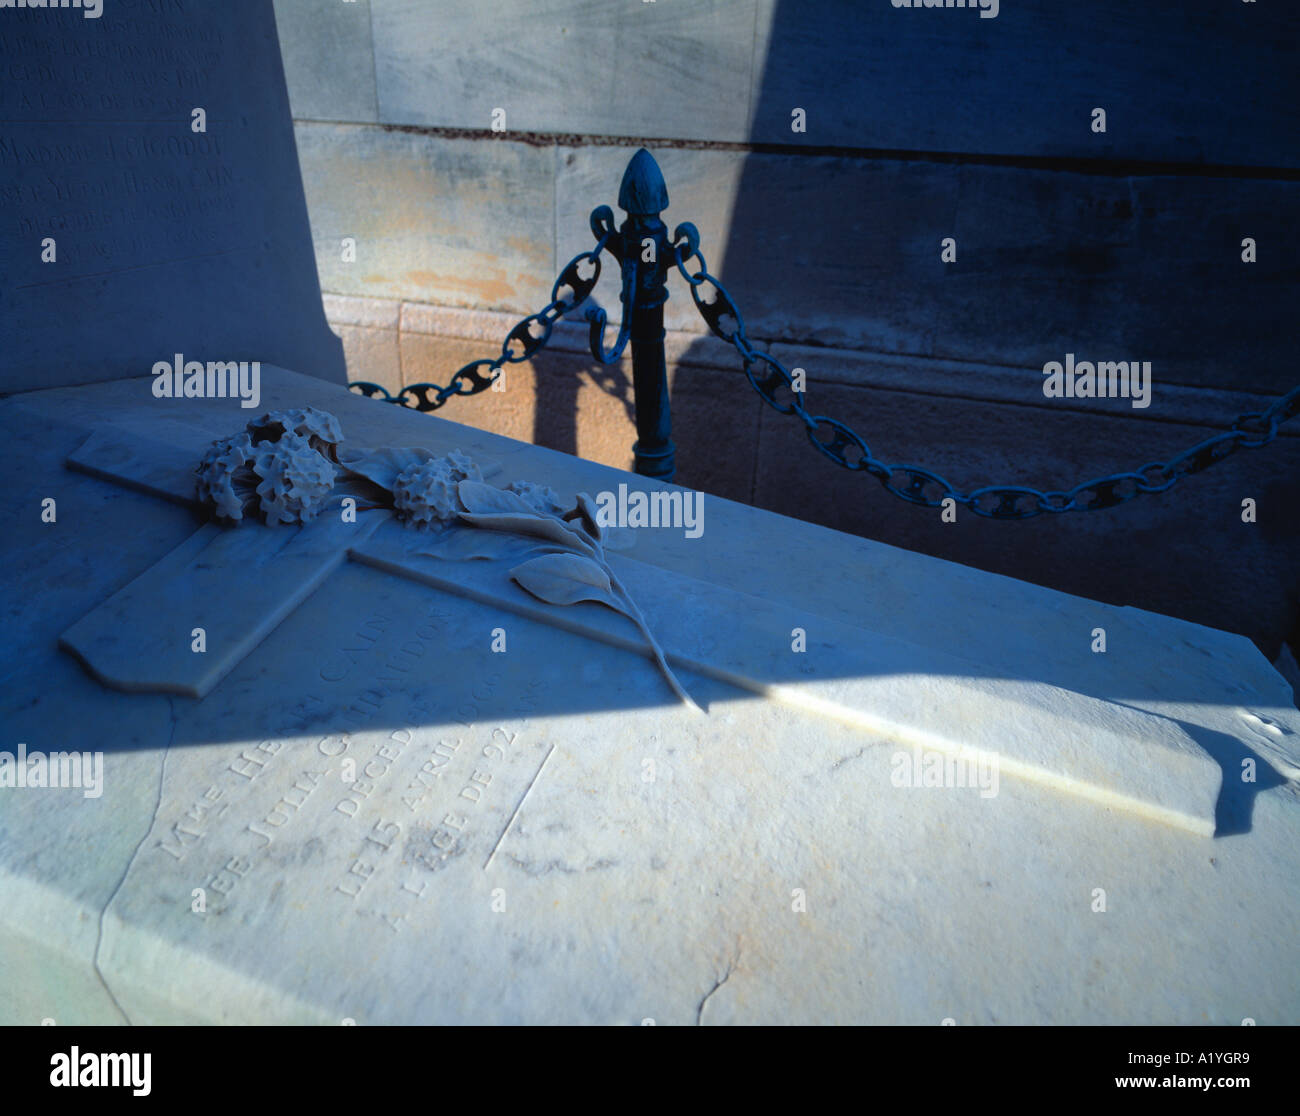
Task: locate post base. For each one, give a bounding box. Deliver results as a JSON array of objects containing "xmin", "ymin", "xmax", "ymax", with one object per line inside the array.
[{"xmin": 632, "ymin": 440, "xmax": 676, "ymax": 483}]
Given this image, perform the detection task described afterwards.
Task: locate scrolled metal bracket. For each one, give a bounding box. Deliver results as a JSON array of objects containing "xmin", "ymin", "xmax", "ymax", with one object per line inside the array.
[
  {"xmin": 589, "ymin": 204, "xmax": 620, "ymax": 253},
  {"xmin": 586, "ymin": 258, "xmax": 637, "ymax": 365}
]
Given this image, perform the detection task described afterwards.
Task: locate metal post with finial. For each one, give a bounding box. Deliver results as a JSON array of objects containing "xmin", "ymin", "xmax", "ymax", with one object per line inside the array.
[{"xmin": 586, "ymin": 148, "xmax": 676, "ymax": 482}]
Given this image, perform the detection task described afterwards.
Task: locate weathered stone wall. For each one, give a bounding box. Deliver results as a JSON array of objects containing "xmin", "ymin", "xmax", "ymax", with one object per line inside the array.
[{"xmin": 272, "ymin": 0, "xmax": 1300, "ymax": 663}]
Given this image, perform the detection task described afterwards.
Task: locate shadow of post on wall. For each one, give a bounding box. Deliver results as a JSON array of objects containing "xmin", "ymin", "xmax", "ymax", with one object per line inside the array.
[{"xmin": 662, "ymin": 0, "xmax": 1299, "ymax": 663}]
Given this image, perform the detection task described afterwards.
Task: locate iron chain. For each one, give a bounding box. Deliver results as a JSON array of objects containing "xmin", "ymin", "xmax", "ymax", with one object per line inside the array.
[
  {"xmin": 349, "ymin": 233, "xmax": 609, "ymax": 412},
  {"xmin": 671, "ymin": 232, "xmax": 1300, "ymax": 520}
]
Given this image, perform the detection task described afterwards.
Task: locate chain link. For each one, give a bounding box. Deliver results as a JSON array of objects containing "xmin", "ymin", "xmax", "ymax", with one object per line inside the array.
[
  {"xmin": 673, "ymin": 238, "xmax": 1300, "ymax": 520},
  {"xmin": 349, "ymin": 234, "xmax": 608, "ymax": 412}
]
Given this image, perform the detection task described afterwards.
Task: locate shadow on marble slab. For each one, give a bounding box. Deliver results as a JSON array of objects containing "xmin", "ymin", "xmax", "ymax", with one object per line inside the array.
[
  {"xmin": 1164, "ymin": 718, "xmax": 1289, "ymax": 837},
  {"xmin": 4, "ymin": 397, "xmax": 1299, "ymax": 842}
]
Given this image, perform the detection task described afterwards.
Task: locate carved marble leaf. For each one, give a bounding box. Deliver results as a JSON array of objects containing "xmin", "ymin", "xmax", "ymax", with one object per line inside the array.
[
  {"xmin": 456, "ymin": 479, "xmax": 538, "ymax": 517},
  {"xmin": 336, "ymin": 446, "xmax": 437, "ymax": 490},
  {"xmin": 509, "ymin": 552, "xmax": 623, "ymax": 610},
  {"xmin": 457, "ymin": 510, "xmax": 597, "ymax": 553}
]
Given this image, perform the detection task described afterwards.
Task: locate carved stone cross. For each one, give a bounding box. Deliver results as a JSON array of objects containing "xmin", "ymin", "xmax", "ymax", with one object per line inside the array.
[{"xmin": 58, "ymin": 424, "xmax": 1239, "ymax": 837}]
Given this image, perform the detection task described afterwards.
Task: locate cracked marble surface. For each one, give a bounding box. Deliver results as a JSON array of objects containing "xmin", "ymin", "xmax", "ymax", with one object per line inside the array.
[{"xmin": 1, "ymin": 370, "xmax": 1298, "ymax": 1024}]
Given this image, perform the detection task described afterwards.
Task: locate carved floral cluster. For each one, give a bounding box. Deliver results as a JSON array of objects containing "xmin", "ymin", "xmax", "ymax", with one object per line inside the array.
[
  {"xmin": 391, "ymin": 450, "xmax": 483, "ymax": 528},
  {"xmin": 195, "ymin": 407, "xmax": 342, "ymax": 525},
  {"xmin": 502, "ymin": 480, "xmax": 565, "ymax": 518},
  {"xmin": 247, "ymin": 407, "xmax": 343, "ymax": 458},
  {"xmin": 195, "ymin": 420, "xmax": 693, "ymax": 708}
]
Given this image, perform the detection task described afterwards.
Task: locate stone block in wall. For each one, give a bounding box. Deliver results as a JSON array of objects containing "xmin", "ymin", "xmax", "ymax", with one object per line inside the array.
[
  {"xmin": 748, "ymin": 0, "xmax": 1298, "ymax": 167},
  {"xmin": 369, "ymin": 0, "xmax": 759, "ymax": 141},
  {"xmin": 300, "ymin": 133, "xmax": 1297, "ymax": 394},
  {"xmin": 273, "ymin": 0, "xmax": 379, "ymax": 123},
  {"xmin": 711, "ymin": 153, "xmax": 1299, "ymax": 395},
  {"xmin": 294, "ymin": 125, "xmax": 554, "ymax": 312},
  {"xmin": 322, "ymin": 294, "xmax": 402, "ymax": 395},
  {"xmin": 299, "ymin": 2, "xmax": 1299, "ymax": 166}
]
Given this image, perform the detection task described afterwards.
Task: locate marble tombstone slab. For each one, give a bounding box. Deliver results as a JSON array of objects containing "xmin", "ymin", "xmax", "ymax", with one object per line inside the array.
[{"xmin": 2, "ymin": 367, "xmax": 1299, "ymax": 1025}]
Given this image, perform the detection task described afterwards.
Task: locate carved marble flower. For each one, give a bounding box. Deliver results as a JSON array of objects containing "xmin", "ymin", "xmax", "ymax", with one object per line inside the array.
[
  {"xmin": 503, "ymin": 480, "xmax": 565, "ymax": 518},
  {"xmin": 195, "ymin": 432, "xmax": 256, "ymax": 522},
  {"xmin": 195, "ymin": 408, "xmax": 341, "ymax": 524},
  {"xmin": 391, "ymin": 450, "xmax": 484, "ymax": 528},
  {"xmin": 251, "ymin": 430, "xmax": 339, "ymax": 525},
  {"xmin": 247, "ymin": 407, "xmax": 343, "ymax": 461}
]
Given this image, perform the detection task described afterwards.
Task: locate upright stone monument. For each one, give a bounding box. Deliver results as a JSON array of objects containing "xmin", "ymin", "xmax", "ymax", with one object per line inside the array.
[
  {"xmin": 0, "ymin": 0, "xmax": 344, "ymax": 392},
  {"xmin": 1, "ymin": 3, "xmax": 1298, "ymax": 1025}
]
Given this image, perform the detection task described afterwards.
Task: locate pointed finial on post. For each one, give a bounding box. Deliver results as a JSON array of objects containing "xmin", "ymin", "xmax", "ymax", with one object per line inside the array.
[{"xmin": 618, "ymin": 148, "xmax": 669, "ymax": 216}]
